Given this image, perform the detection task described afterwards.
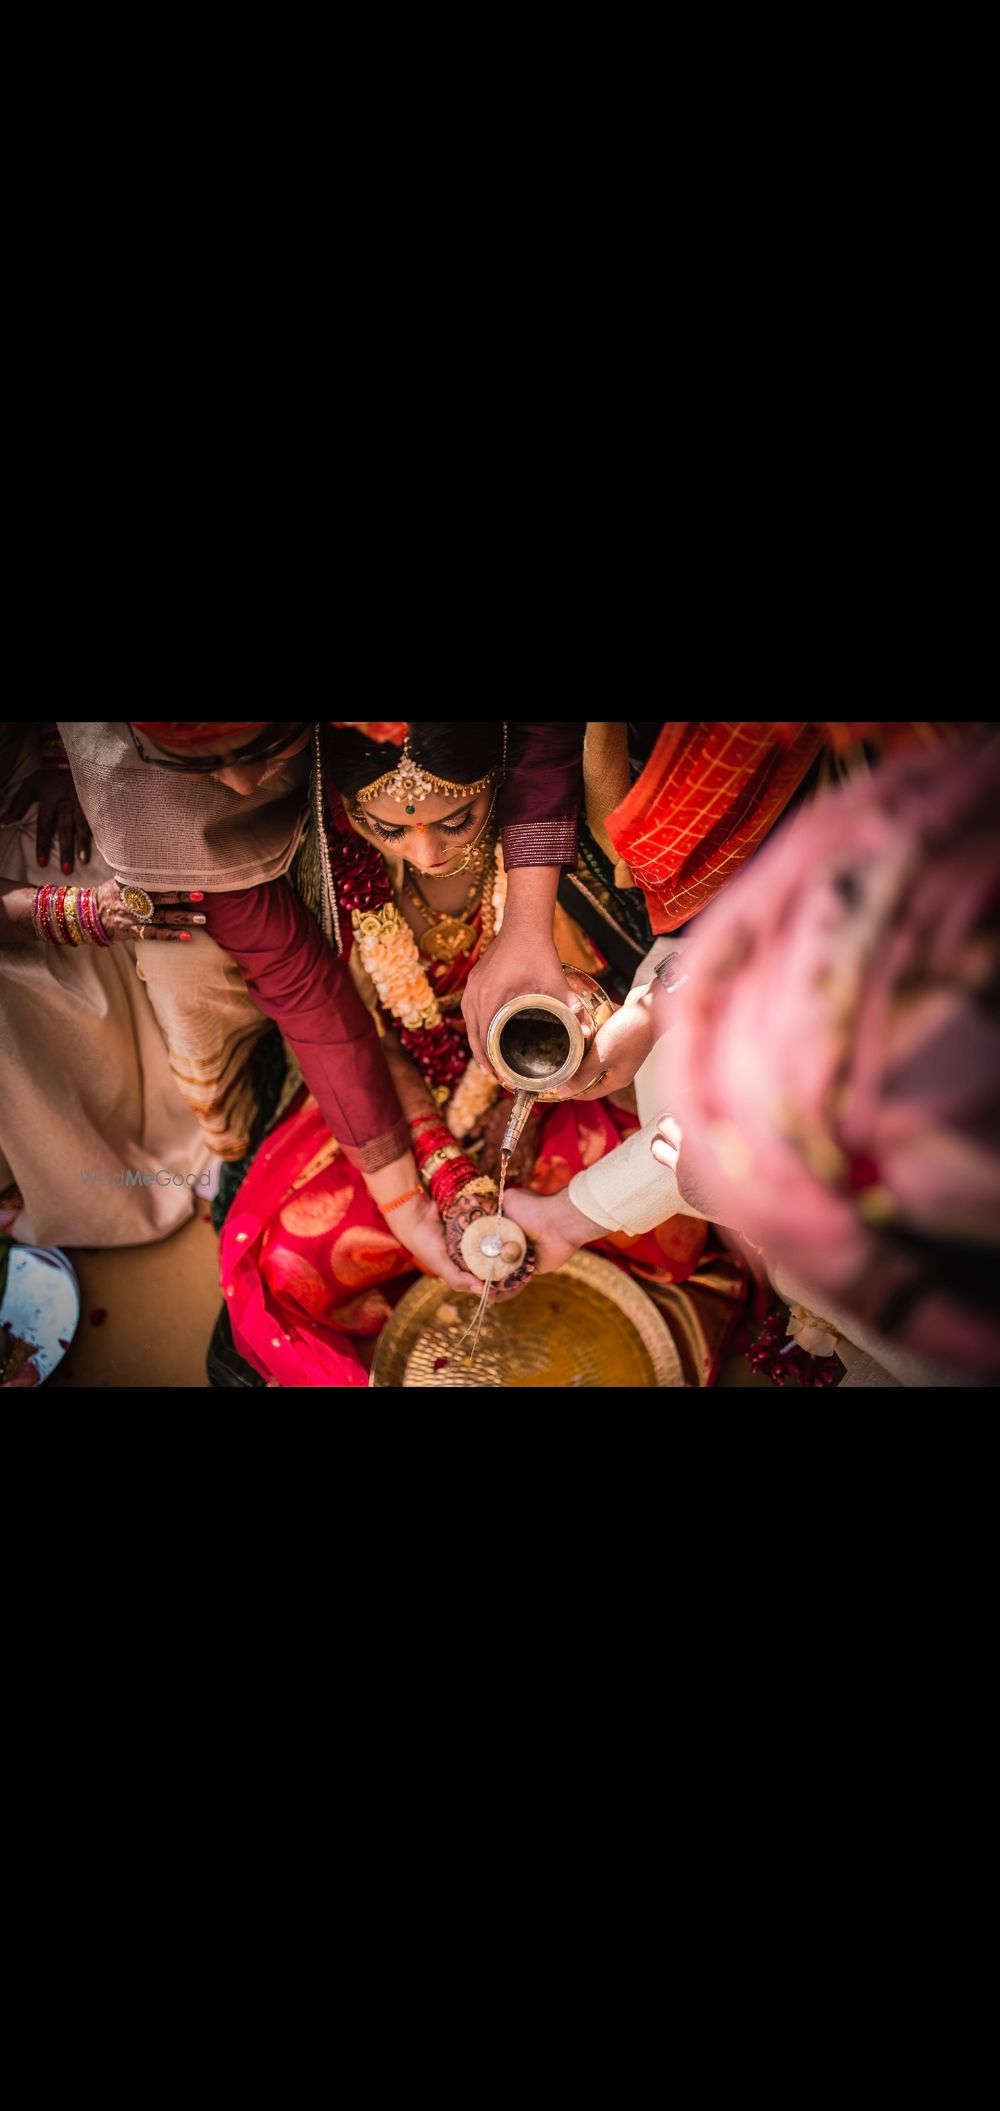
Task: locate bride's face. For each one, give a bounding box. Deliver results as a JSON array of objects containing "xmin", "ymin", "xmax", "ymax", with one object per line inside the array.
[{"xmin": 350, "ymin": 782, "xmax": 495, "ymax": 874}]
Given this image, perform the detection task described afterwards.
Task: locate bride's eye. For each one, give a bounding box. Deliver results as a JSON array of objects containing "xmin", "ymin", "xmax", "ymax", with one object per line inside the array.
[{"xmin": 366, "ymin": 806, "xmax": 475, "ymax": 845}]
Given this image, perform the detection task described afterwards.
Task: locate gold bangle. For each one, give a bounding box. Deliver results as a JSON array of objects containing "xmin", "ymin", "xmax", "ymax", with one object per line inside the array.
[
  {"xmin": 64, "ymin": 887, "xmax": 85, "ymax": 945},
  {"xmin": 456, "ymin": 1176, "xmax": 498, "ymax": 1200},
  {"xmin": 419, "ymin": 1143, "xmax": 462, "ymax": 1184}
]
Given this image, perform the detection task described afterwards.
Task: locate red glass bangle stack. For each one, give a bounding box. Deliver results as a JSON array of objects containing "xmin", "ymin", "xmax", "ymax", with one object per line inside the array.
[
  {"xmin": 32, "ymin": 884, "xmax": 111, "ymax": 945},
  {"xmin": 77, "ymin": 889, "xmax": 110, "ymax": 945},
  {"xmin": 410, "ymin": 1114, "xmax": 479, "ymax": 1210}
]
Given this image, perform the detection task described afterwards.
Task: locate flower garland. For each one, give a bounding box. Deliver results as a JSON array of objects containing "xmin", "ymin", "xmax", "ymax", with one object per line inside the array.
[
  {"xmin": 745, "ymin": 1306, "xmax": 840, "ymax": 1386},
  {"xmin": 324, "ymin": 806, "xmax": 507, "ymax": 1133},
  {"xmin": 446, "ymin": 1052, "xmax": 499, "ymax": 1139}
]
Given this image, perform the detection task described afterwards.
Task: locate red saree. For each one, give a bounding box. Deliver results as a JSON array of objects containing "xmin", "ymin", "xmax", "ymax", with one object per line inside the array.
[
  {"xmin": 219, "ymin": 1078, "xmax": 712, "ymax": 1388},
  {"xmin": 218, "ymin": 876, "xmax": 713, "ymax": 1386}
]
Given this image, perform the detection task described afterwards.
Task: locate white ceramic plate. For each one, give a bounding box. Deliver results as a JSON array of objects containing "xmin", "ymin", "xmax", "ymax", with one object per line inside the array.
[{"xmin": 0, "ymin": 1245, "xmax": 81, "ymax": 1388}]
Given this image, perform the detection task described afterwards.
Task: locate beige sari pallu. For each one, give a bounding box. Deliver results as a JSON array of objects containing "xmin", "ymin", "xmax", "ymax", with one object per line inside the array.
[
  {"xmin": 57, "ymin": 721, "xmax": 309, "ymax": 1161},
  {"xmin": 0, "ymin": 724, "xmax": 211, "ymax": 1246}
]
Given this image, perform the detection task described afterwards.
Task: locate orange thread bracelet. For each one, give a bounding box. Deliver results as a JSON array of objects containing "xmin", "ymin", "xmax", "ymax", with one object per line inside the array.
[{"xmin": 381, "ymin": 1184, "xmax": 425, "ymax": 1214}]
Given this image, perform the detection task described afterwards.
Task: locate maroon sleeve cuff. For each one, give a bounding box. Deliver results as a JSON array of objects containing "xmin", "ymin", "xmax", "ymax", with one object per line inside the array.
[
  {"xmin": 202, "ymin": 879, "xmax": 405, "ymax": 1153},
  {"xmin": 502, "ymin": 814, "xmax": 580, "ymax": 870},
  {"xmin": 498, "ymin": 722, "xmax": 583, "ymax": 870},
  {"xmin": 341, "ymin": 1122, "xmax": 411, "ymax": 1173}
]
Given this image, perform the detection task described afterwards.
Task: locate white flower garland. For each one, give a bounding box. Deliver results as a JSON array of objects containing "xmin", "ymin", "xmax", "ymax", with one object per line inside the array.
[{"xmin": 352, "ymin": 848, "xmax": 508, "ymax": 1140}]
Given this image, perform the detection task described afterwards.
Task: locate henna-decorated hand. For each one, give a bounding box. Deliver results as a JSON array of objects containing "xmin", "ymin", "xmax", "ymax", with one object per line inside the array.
[
  {"xmin": 94, "ymin": 882, "xmax": 208, "ymax": 944},
  {"xmin": 442, "ymin": 1188, "xmax": 537, "ymax": 1302},
  {"xmin": 5, "ymin": 768, "xmax": 92, "ymax": 873}
]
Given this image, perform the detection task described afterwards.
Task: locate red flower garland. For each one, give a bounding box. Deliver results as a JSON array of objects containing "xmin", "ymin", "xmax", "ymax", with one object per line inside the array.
[
  {"xmin": 400, "ymin": 1020, "xmax": 468, "ymax": 1094},
  {"xmin": 745, "ymin": 1308, "xmax": 840, "ymax": 1387},
  {"xmin": 324, "ymin": 821, "xmax": 394, "ymax": 915}
]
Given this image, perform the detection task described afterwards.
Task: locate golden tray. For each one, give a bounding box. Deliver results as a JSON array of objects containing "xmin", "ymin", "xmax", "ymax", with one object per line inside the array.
[{"xmin": 369, "ymin": 1249, "xmax": 684, "ymax": 1388}]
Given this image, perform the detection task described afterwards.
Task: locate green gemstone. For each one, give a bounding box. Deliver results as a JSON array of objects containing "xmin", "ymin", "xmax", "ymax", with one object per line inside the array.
[{"xmin": 406, "ymin": 803, "xmax": 415, "ymax": 814}]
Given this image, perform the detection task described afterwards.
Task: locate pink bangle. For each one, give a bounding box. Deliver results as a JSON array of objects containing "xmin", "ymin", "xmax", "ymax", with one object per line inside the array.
[
  {"xmin": 51, "ymin": 887, "xmax": 72, "ymax": 944},
  {"xmin": 37, "ymin": 885, "xmax": 64, "ymax": 943},
  {"xmin": 79, "ymin": 888, "xmax": 111, "ymax": 946},
  {"xmin": 77, "ymin": 889, "xmax": 98, "ymax": 944},
  {"xmin": 36, "ymin": 886, "xmax": 56, "ymax": 942},
  {"xmin": 43, "ymin": 886, "xmax": 63, "ymax": 943}
]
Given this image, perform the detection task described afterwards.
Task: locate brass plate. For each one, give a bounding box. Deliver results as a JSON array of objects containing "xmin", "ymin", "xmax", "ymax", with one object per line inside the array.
[{"xmin": 369, "ymin": 1249, "xmax": 684, "ymax": 1388}]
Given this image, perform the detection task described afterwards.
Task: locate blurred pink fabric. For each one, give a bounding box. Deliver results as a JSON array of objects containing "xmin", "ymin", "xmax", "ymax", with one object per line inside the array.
[{"xmin": 660, "ymin": 734, "xmax": 1000, "ymax": 1379}]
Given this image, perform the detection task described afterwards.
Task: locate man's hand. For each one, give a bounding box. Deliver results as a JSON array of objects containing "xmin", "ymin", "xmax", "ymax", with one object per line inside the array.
[
  {"xmin": 649, "ymin": 1115, "xmax": 683, "ymax": 1179},
  {"xmin": 501, "ymin": 1184, "xmax": 599, "ymax": 1275},
  {"xmin": 462, "ymin": 865, "xmax": 572, "ymax": 1070},
  {"xmin": 4, "ymin": 768, "xmax": 91, "ymax": 873}
]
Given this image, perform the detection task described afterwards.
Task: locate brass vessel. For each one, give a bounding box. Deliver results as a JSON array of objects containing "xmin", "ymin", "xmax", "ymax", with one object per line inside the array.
[{"xmin": 485, "ymin": 965, "xmax": 615, "ymax": 1160}]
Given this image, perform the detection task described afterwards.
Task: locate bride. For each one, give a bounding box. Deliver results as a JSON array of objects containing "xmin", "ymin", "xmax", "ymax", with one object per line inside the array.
[{"xmin": 218, "ymin": 722, "xmax": 712, "ymax": 1385}]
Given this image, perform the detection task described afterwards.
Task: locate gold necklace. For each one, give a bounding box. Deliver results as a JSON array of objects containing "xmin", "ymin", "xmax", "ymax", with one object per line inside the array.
[{"xmin": 403, "ymin": 832, "xmax": 495, "ymax": 963}]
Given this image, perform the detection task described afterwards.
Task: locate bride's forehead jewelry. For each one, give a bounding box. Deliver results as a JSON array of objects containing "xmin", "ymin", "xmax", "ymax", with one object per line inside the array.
[{"xmin": 354, "ymin": 729, "xmax": 495, "ymax": 814}]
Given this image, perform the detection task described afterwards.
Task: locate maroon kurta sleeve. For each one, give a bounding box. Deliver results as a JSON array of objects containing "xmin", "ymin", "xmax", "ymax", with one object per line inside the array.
[
  {"xmin": 499, "ymin": 721, "xmax": 585, "ymax": 869},
  {"xmin": 202, "ymin": 880, "xmax": 409, "ymax": 1171}
]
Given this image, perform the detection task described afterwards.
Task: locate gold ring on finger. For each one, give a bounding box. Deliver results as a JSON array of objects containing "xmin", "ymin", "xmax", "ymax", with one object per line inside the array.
[{"xmin": 119, "ymin": 883, "xmax": 155, "ymax": 922}]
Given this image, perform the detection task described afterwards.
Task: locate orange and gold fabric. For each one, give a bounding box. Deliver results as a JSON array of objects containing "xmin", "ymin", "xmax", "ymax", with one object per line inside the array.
[{"xmin": 595, "ymin": 721, "xmax": 823, "ymax": 933}]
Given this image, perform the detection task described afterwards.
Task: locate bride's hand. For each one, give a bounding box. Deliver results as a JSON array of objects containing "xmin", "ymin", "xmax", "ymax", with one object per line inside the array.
[
  {"xmin": 5, "ymin": 767, "xmax": 92, "ymax": 873},
  {"xmin": 442, "ymin": 1188, "xmax": 536, "ymax": 1303},
  {"xmin": 389, "ymin": 1192, "xmax": 481, "ymax": 1295}
]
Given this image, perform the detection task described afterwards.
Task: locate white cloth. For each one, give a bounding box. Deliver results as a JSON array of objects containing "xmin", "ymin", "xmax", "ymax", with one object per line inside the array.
[
  {"xmin": 568, "ymin": 937, "xmax": 697, "ymax": 1235},
  {"xmin": 568, "ymin": 1114, "xmax": 705, "ymax": 1235}
]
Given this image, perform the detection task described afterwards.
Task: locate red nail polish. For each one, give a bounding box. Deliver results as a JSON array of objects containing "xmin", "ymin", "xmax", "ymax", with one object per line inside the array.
[
  {"xmin": 178, "ymin": 931, "xmax": 192, "ymax": 941},
  {"xmin": 189, "ymin": 890, "xmax": 205, "ymax": 901},
  {"xmin": 37, "ymin": 854, "xmax": 48, "ymax": 867},
  {"xmin": 62, "ymin": 862, "xmax": 73, "ymax": 875}
]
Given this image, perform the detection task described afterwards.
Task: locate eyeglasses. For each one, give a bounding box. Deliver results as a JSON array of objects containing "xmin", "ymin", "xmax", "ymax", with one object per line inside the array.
[{"xmin": 128, "ymin": 722, "xmax": 311, "ymax": 772}]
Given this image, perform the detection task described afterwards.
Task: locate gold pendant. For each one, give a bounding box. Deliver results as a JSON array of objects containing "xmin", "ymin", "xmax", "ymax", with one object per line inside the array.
[{"xmin": 418, "ymin": 918, "xmax": 477, "ymax": 963}]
